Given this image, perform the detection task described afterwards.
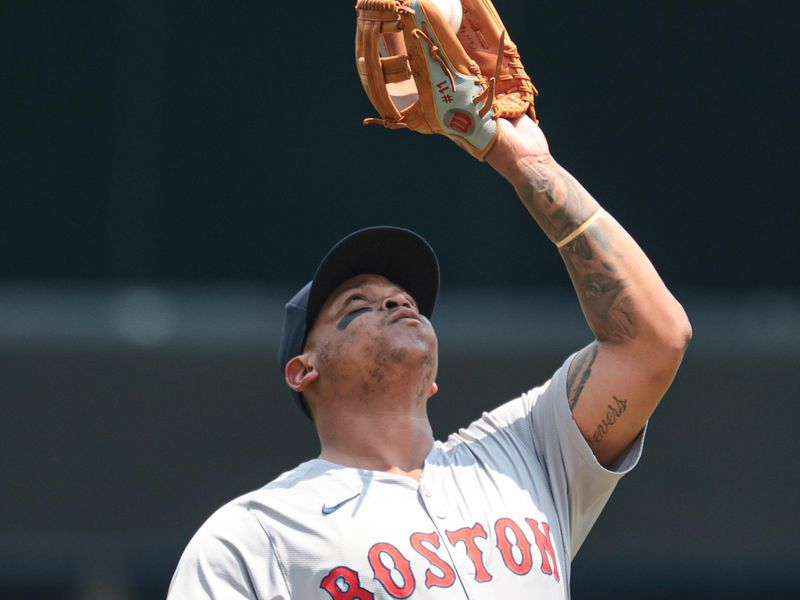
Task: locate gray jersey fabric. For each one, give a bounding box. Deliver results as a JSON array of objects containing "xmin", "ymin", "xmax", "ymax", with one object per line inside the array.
[{"xmin": 168, "ymin": 353, "xmax": 645, "ymax": 599}]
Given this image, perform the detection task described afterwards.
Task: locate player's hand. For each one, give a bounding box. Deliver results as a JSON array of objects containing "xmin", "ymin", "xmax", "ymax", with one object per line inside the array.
[
  {"xmin": 486, "ymin": 115, "xmax": 550, "ymax": 168},
  {"xmin": 486, "ymin": 115, "xmax": 552, "ymax": 184}
]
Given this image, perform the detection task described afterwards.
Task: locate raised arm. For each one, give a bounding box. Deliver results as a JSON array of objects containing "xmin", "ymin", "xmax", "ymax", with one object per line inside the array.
[{"xmin": 487, "ymin": 116, "xmax": 692, "ymax": 467}]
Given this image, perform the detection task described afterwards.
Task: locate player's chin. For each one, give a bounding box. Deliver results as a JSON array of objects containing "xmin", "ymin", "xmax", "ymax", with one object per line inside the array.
[
  {"xmin": 382, "ymin": 328, "xmax": 437, "ymax": 362},
  {"xmin": 397, "ymin": 320, "xmax": 437, "ymax": 346}
]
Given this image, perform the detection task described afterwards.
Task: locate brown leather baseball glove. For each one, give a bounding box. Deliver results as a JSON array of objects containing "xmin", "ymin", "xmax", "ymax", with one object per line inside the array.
[{"xmin": 355, "ymin": 0, "xmax": 538, "ymax": 160}]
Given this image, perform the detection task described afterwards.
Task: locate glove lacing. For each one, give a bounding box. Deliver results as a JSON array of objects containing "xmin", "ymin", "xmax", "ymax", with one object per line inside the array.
[{"xmin": 362, "ymin": 7, "xmax": 536, "ymax": 128}]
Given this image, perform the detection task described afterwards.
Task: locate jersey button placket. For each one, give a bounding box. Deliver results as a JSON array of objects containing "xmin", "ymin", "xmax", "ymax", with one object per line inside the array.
[
  {"xmin": 419, "ymin": 482, "xmax": 446, "ymax": 519},
  {"xmin": 418, "ymin": 478, "xmax": 477, "ymax": 597}
]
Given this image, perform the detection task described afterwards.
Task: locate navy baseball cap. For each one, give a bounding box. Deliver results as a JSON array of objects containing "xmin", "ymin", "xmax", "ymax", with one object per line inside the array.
[{"xmin": 278, "ymin": 226, "xmax": 440, "ymax": 416}]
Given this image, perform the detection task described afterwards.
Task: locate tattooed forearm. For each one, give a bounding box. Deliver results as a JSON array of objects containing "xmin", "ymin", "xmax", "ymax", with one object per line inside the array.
[
  {"xmin": 577, "ymin": 264, "xmax": 637, "ymax": 340},
  {"xmin": 567, "ymin": 344, "xmax": 598, "ymax": 411},
  {"xmin": 517, "ymin": 161, "xmax": 638, "ymax": 341},
  {"xmin": 519, "ymin": 160, "xmax": 597, "ymax": 243},
  {"xmin": 590, "ymin": 396, "xmax": 628, "ymax": 445}
]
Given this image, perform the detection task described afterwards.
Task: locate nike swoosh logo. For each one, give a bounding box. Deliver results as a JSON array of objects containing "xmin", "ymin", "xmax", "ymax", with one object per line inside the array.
[{"xmin": 321, "ymin": 493, "xmax": 361, "ymax": 516}]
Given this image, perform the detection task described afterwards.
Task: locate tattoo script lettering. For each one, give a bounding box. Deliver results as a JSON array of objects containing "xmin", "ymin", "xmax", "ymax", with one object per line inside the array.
[{"xmin": 591, "ymin": 395, "xmax": 627, "ymax": 445}]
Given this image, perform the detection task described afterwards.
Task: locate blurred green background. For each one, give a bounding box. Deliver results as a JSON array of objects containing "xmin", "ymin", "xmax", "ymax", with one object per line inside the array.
[{"xmin": 1, "ymin": 1, "xmax": 798, "ymax": 598}]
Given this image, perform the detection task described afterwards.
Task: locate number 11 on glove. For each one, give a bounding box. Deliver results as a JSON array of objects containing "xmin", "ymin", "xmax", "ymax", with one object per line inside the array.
[{"xmin": 354, "ymin": 0, "xmax": 538, "ymax": 160}]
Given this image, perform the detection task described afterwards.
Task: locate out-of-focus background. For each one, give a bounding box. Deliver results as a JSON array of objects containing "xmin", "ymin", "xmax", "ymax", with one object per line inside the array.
[{"xmin": 2, "ymin": 1, "xmax": 799, "ymax": 598}]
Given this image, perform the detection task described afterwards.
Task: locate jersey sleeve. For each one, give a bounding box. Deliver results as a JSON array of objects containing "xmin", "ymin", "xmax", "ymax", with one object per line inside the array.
[
  {"xmin": 167, "ymin": 500, "xmax": 291, "ymax": 600},
  {"xmin": 469, "ymin": 353, "xmax": 645, "ymax": 557}
]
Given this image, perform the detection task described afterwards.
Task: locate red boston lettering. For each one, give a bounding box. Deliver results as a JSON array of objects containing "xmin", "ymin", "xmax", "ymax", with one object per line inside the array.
[
  {"xmin": 409, "ymin": 531, "xmax": 456, "ymax": 589},
  {"xmin": 525, "ymin": 518, "xmax": 560, "ymax": 581},
  {"xmin": 320, "ymin": 566, "xmax": 375, "ymax": 600},
  {"xmin": 367, "ymin": 542, "xmax": 416, "ymax": 598},
  {"xmin": 445, "ymin": 523, "xmax": 493, "ymax": 582},
  {"xmin": 495, "ymin": 517, "xmax": 533, "ymax": 575}
]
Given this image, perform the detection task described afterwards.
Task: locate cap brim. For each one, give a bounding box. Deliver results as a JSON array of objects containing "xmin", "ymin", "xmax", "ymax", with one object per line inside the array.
[{"xmin": 306, "ymin": 226, "xmax": 439, "ymax": 332}]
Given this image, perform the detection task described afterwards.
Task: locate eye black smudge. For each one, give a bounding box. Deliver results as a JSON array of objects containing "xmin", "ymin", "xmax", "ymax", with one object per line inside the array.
[{"xmin": 337, "ymin": 307, "xmax": 372, "ymax": 331}]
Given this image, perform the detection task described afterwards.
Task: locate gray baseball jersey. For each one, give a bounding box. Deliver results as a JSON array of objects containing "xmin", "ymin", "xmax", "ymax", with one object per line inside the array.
[{"xmin": 168, "ymin": 354, "xmax": 645, "ymax": 599}]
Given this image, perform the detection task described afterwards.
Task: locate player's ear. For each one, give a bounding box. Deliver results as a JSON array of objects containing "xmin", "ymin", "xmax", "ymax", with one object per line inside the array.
[{"xmin": 285, "ymin": 354, "xmax": 319, "ymax": 392}]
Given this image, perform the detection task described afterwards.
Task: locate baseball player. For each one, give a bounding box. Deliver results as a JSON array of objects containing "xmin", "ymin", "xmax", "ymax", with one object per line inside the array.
[{"xmin": 168, "ymin": 2, "xmax": 691, "ymax": 597}]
